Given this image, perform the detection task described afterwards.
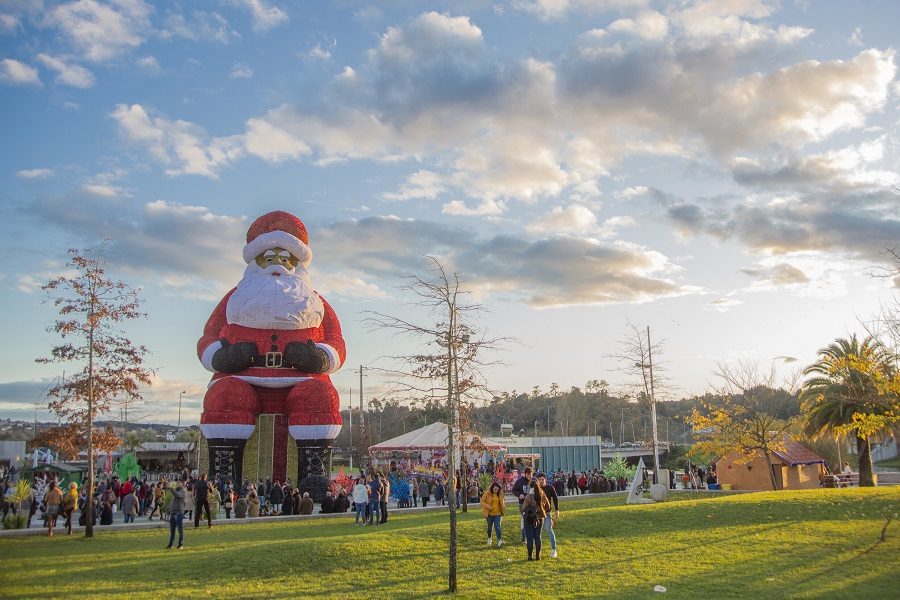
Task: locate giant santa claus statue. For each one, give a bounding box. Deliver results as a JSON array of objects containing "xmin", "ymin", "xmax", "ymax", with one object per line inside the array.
[{"xmin": 198, "ymin": 211, "xmax": 344, "ymax": 500}]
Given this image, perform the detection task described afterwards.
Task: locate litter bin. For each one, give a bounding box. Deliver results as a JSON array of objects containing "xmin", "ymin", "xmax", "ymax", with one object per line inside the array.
[
  {"xmin": 721, "ymin": 483, "xmax": 732, "ymax": 491},
  {"xmin": 708, "ymin": 483, "xmax": 721, "ymax": 491}
]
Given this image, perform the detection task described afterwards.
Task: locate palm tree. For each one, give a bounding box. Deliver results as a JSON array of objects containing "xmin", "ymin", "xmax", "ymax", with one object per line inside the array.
[{"xmin": 801, "ymin": 335, "xmax": 896, "ymax": 487}]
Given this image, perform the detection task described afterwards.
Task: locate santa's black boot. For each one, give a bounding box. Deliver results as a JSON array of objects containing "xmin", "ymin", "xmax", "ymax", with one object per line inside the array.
[
  {"xmin": 297, "ymin": 439, "xmax": 331, "ymax": 503},
  {"xmin": 206, "ymin": 438, "xmax": 247, "ymax": 483}
]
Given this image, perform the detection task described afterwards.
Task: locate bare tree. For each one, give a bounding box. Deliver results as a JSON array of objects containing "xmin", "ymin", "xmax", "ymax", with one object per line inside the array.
[
  {"xmin": 608, "ymin": 323, "xmax": 671, "ymax": 474},
  {"xmin": 36, "ymin": 246, "xmax": 153, "ymax": 537},
  {"xmin": 863, "ymin": 246, "xmax": 900, "ymax": 355},
  {"xmin": 364, "ymin": 257, "xmax": 507, "ymax": 593}
]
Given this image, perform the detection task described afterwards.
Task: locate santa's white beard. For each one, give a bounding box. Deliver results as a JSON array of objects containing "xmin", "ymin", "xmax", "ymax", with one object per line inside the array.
[{"xmin": 226, "ymin": 263, "xmax": 325, "ymax": 330}]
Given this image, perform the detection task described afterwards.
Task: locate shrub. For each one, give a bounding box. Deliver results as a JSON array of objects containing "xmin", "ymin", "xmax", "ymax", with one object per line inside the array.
[
  {"xmin": 603, "ymin": 454, "xmax": 637, "ymax": 481},
  {"xmin": 2, "ymin": 513, "xmax": 27, "ymax": 529}
]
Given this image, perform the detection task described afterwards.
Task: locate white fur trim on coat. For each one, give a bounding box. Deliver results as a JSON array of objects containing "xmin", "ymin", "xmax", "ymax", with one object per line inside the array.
[
  {"xmin": 316, "ymin": 343, "xmax": 342, "ymax": 374},
  {"xmin": 201, "ymin": 341, "xmax": 223, "ymax": 372},
  {"xmin": 200, "ymin": 423, "xmax": 255, "ymax": 439},
  {"xmin": 289, "ymin": 424, "xmax": 342, "ymax": 440},
  {"xmin": 243, "ymin": 230, "xmax": 312, "ymax": 265}
]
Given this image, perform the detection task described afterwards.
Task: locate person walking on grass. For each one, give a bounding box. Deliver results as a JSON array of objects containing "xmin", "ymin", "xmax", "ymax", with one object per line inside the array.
[
  {"xmin": 419, "ymin": 479, "xmax": 430, "ymax": 508},
  {"xmin": 166, "ymin": 480, "xmax": 186, "ymax": 550},
  {"xmin": 536, "ymin": 472, "xmax": 560, "ymax": 558},
  {"xmin": 62, "ymin": 482, "xmax": 78, "ymax": 535},
  {"xmin": 352, "ymin": 477, "xmax": 369, "ymax": 526},
  {"xmin": 512, "ymin": 466, "xmax": 534, "ymax": 545},
  {"xmin": 122, "ymin": 486, "xmax": 139, "ymax": 524},
  {"xmin": 379, "ymin": 474, "xmax": 390, "ymax": 524},
  {"xmin": 521, "ymin": 483, "xmax": 551, "ymax": 561},
  {"xmin": 368, "ymin": 472, "xmax": 382, "ymax": 525},
  {"xmin": 299, "ymin": 492, "xmax": 314, "ymax": 515},
  {"xmin": 193, "ymin": 474, "xmax": 212, "ymax": 528},
  {"xmin": 44, "ymin": 480, "xmax": 63, "ymax": 537},
  {"xmin": 481, "ymin": 482, "xmax": 505, "ymax": 547}
]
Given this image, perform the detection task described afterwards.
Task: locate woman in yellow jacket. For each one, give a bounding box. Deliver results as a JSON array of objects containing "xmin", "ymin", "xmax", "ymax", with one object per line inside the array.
[
  {"xmin": 62, "ymin": 482, "xmax": 78, "ymax": 535},
  {"xmin": 480, "ymin": 482, "xmax": 505, "ymax": 547}
]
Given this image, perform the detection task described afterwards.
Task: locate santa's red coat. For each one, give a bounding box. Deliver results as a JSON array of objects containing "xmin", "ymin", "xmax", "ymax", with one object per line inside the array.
[{"xmin": 198, "ymin": 288, "xmax": 345, "ymax": 438}]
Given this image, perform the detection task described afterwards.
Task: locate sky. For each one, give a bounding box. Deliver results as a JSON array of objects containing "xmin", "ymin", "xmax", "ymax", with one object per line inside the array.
[{"xmin": 1, "ymin": 0, "xmax": 898, "ymax": 427}]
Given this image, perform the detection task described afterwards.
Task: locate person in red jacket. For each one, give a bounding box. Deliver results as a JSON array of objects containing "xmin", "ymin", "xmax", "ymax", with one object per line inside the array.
[{"xmin": 197, "ymin": 211, "xmax": 346, "ymax": 500}]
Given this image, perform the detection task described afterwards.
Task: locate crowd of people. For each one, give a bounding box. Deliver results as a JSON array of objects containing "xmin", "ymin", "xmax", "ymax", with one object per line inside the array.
[{"xmin": 3, "ymin": 458, "xmax": 649, "ymax": 561}]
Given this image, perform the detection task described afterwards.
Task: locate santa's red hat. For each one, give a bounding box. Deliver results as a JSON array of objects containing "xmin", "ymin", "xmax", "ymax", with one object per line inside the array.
[{"xmin": 243, "ymin": 211, "xmax": 312, "ymax": 265}]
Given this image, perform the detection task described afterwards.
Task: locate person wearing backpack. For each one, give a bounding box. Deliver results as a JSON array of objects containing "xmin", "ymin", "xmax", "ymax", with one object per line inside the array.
[
  {"xmin": 511, "ymin": 466, "xmax": 534, "ymax": 544},
  {"xmin": 521, "ymin": 484, "xmax": 551, "ymax": 561},
  {"xmin": 536, "ymin": 472, "xmax": 560, "ymax": 558}
]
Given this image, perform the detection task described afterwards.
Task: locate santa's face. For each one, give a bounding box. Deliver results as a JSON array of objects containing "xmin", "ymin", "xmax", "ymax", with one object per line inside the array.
[
  {"xmin": 225, "ymin": 251, "xmax": 325, "ymax": 330},
  {"xmin": 255, "ymin": 247, "xmax": 299, "ymax": 273}
]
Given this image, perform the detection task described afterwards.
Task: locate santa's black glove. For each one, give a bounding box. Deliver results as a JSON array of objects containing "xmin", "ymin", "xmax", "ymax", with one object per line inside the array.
[
  {"xmin": 283, "ymin": 340, "xmax": 329, "ymax": 373},
  {"xmin": 211, "ymin": 340, "xmax": 257, "ymax": 373}
]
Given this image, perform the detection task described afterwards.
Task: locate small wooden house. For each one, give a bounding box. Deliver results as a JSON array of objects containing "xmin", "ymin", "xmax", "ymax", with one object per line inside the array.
[{"xmin": 716, "ymin": 440, "xmax": 826, "ymax": 491}]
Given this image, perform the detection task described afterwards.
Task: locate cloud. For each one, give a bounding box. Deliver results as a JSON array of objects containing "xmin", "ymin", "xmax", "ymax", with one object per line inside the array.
[
  {"xmin": 161, "ymin": 10, "xmax": 237, "ymax": 44},
  {"xmin": 0, "ymin": 13, "xmax": 20, "ymax": 33},
  {"xmin": 382, "ymin": 170, "xmax": 445, "ymax": 201},
  {"xmin": 26, "ymin": 193, "xmax": 248, "ymax": 299},
  {"xmin": 511, "ymin": 0, "xmax": 648, "ymax": 22},
  {"xmin": 244, "ymin": 116, "xmax": 309, "ymax": 162},
  {"xmin": 16, "ymin": 266, "xmax": 78, "ymax": 294},
  {"xmin": 315, "ymin": 216, "xmax": 692, "ymax": 307},
  {"xmin": 0, "ymin": 58, "xmax": 40, "ymax": 85},
  {"xmin": 36, "ymin": 53, "xmax": 95, "ymax": 87},
  {"xmin": 609, "ymin": 10, "xmax": 669, "ymax": 41},
  {"xmin": 665, "ymin": 179, "xmax": 900, "ymax": 265},
  {"xmin": 229, "ymin": 0, "xmax": 288, "ymax": 32},
  {"xmin": 135, "ymin": 55, "xmax": 160, "ymax": 71},
  {"xmin": 442, "ymin": 198, "xmax": 505, "ymax": 217},
  {"xmin": 111, "ymin": 103, "xmax": 244, "ymax": 178},
  {"xmin": 16, "ymin": 168, "xmax": 53, "ymax": 179},
  {"xmin": 528, "ymin": 204, "xmax": 597, "ymax": 234},
  {"xmin": 45, "ymin": 0, "xmax": 152, "ymax": 63},
  {"xmin": 706, "ymin": 297, "xmax": 744, "ymax": 313},
  {"xmin": 229, "ymin": 62, "xmax": 253, "ymax": 79},
  {"xmin": 738, "ymin": 254, "xmax": 852, "ymax": 298},
  {"xmin": 99, "ymin": 7, "xmax": 897, "ymax": 250},
  {"xmin": 741, "ymin": 262, "xmax": 810, "ymax": 285}
]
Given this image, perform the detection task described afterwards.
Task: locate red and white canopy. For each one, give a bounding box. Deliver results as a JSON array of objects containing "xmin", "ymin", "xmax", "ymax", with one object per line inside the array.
[{"xmin": 369, "ymin": 421, "xmax": 506, "ymax": 453}]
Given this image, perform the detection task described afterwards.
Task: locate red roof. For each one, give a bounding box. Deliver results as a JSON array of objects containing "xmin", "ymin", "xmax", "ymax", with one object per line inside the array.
[{"xmin": 772, "ymin": 440, "xmax": 826, "ymax": 466}]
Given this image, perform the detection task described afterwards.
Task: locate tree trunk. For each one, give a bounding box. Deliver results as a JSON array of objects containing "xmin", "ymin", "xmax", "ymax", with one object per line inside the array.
[
  {"xmin": 762, "ymin": 451, "xmax": 778, "ymax": 491},
  {"xmin": 85, "ymin": 317, "xmax": 95, "ymax": 537},
  {"xmin": 857, "ymin": 435, "xmax": 875, "ymax": 487},
  {"xmin": 446, "ymin": 307, "xmax": 457, "ymax": 593}
]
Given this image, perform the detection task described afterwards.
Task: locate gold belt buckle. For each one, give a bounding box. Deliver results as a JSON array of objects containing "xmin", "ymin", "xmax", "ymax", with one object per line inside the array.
[{"xmin": 265, "ymin": 351, "xmax": 283, "ymax": 368}]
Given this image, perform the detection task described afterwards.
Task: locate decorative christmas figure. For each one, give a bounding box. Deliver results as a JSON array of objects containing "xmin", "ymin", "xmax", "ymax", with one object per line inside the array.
[{"xmin": 198, "ymin": 211, "xmax": 345, "ymax": 501}]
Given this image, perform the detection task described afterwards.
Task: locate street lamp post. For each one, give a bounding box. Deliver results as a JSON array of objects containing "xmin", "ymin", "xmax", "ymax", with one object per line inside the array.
[{"xmin": 178, "ymin": 390, "xmax": 186, "ymax": 430}]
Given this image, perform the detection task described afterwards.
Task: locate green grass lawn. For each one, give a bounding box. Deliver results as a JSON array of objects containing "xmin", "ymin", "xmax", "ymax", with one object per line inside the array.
[{"xmin": 1, "ymin": 488, "xmax": 898, "ymax": 599}]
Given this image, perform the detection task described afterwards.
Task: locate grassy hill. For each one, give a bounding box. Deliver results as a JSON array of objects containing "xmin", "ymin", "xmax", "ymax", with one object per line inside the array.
[{"xmin": 1, "ymin": 488, "xmax": 897, "ymax": 599}]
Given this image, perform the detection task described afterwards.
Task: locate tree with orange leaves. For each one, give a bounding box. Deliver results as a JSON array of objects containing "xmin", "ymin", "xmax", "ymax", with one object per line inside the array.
[{"xmin": 36, "ymin": 245, "xmax": 153, "ymax": 538}]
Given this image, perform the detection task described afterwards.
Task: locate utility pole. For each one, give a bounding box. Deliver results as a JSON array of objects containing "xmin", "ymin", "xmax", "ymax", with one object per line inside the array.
[
  {"xmin": 357, "ymin": 367, "xmax": 368, "ymax": 470},
  {"xmin": 348, "ymin": 387, "xmax": 353, "ymax": 471},
  {"xmin": 178, "ymin": 390, "xmax": 186, "ymax": 430}
]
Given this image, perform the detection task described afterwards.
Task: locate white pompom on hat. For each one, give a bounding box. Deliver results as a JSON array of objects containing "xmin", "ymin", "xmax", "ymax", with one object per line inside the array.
[{"xmin": 242, "ymin": 211, "xmax": 313, "ymax": 265}]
